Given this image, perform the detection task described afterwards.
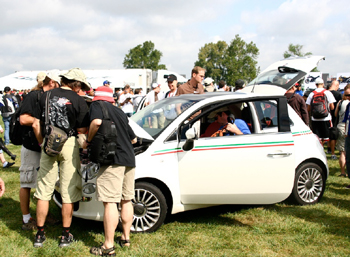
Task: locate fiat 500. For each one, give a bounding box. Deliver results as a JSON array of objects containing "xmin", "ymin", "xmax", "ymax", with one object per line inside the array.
[{"xmin": 54, "ymin": 56, "xmax": 328, "ymax": 233}]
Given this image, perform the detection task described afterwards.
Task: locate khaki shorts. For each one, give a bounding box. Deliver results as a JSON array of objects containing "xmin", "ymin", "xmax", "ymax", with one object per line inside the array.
[
  {"xmin": 34, "ymin": 136, "xmax": 82, "ymax": 203},
  {"xmin": 96, "ymin": 165, "xmax": 135, "ymax": 203},
  {"xmin": 19, "ymin": 146, "xmax": 41, "ymax": 188}
]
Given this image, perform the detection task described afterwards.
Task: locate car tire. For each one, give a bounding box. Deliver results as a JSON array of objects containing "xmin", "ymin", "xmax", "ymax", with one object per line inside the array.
[
  {"xmin": 290, "ymin": 162, "xmax": 325, "ymax": 205},
  {"xmin": 126, "ymin": 182, "xmax": 168, "ymax": 233}
]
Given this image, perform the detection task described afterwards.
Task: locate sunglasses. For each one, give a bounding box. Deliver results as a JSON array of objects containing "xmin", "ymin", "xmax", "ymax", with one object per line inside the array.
[{"xmin": 345, "ymin": 94, "xmax": 350, "ymax": 97}]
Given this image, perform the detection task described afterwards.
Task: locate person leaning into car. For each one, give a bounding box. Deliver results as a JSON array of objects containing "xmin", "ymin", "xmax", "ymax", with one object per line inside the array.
[{"xmin": 84, "ymin": 86, "xmax": 137, "ymax": 256}]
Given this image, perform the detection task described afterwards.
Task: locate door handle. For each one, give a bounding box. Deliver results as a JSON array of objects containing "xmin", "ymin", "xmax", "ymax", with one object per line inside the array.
[{"xmin": 267, "ymin": 152, "xmax": 292, "ymax": 157}]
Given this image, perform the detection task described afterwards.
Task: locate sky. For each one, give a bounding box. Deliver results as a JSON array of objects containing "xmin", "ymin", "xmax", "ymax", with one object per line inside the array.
[{"xmin": 0, "ymin": 0, "xmax": 349, "ymax": 81}]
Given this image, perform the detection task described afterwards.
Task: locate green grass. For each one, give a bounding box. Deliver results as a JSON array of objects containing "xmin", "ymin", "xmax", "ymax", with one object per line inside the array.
[{"xmin": 1, "ymin": 143, "xmax": 350, "ymax": 256}]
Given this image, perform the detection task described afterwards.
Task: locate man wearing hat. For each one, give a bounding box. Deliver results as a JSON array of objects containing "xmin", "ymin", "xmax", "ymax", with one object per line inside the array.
[
  {"xmin": 103, "ymin": 80, "xmax": 111, "ymax": 87},
  {"xmin": 19, "ymin": 69, "xmax": 60, "ymax": 231},
  {"xmin": 203, "ymin": 77, "xmax": 216, "ymax": 92},
  {"xmin": 32, "ymin": 68, "xmax": 90, "ymax": 248},
  {"xmin": 86, "ymin": 86, "xmax": 137, "ymax": 256},
  {"xmin": 165, "ymin": 74, "xmax": 178, "ymax": 98}
]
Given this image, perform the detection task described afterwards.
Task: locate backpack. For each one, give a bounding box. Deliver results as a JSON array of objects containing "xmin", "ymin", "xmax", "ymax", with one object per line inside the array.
[
  {"xmin": 10, "ymin": 90, "xmax": 41, "ymax": 146},
  {"xmin": 88, "ymin": 101, "xmax": 118, "ymax": 165},
  {"xmin": 1, "ymin": 95, "xmax": 13, "ymax": 117},
  {"xmin": 311, "ymin": 89, "xmax": 329, "ymax": 119}
]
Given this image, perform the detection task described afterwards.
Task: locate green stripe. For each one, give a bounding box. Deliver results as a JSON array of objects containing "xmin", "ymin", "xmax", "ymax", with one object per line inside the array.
[
  {"xmin": 195, "ymin": 141, "xmax": 293, "ymax": 149},
  {"xmin": 154, "ymin": 147, "xmax": 181, "ymax": 153},
  {"xmin": 292, "ymin": 130, "xmax": 312, "ymax": 135}
]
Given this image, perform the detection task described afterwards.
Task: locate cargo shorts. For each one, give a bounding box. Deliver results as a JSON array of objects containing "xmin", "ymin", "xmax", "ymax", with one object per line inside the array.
[
  {"xmin": 34, "ymin": 136, "xmax": 82, "ymax": 203},
  {"xmin": 19, "ymin": 146, "xmax": 41, "ymax": 188},
  {"xmin": 96, "ymin": 165, "xmax": 135, "ymax": 203}
]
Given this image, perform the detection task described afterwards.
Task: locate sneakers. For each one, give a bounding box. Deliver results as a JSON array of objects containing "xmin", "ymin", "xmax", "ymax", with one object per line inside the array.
[
  {"xmin": 22, "ymin": 218, "xmax": 37, "ymax": 230},
  {"xmin": 331, "ymin": 155, "xmax": 338, "ymax": 160},
  {"xmin": 345, "ymin": 185, "xmax": 350, "ymax": 189},
  {"xmin": 327, "ymin": 148, "xmax": 332, "ymax": 154},
  {"xmin": 59, "ymin": 233, "xmax": 74, "ymax": 248},
  {"xmin": 3, "ymin": 162, "xmax": 14, "ymax": 168},
  {"xmin": 33, "ymin": 233, "xmax": 46, "ymax": 248}
]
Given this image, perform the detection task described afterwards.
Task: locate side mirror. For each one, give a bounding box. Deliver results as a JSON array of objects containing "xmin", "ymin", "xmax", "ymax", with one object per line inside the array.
[{"xmin": 182, "ymin": 127, "xmax": 196, "ymax": 151}]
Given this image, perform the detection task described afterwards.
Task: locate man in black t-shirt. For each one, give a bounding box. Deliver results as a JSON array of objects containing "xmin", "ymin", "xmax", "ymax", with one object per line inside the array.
[
  {"xmin": 87, "ymin": 86, "xmax": 137, "ymax": 255},
  {"xmin": 19, "ymin": 70, "xmax": 60, "ymax": 231},
  {"xmin": 32, "ymin": 68, "xmax": 90, "ymax": 248}
]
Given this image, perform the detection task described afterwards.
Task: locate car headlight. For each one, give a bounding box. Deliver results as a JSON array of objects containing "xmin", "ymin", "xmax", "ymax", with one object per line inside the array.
[
  {"xmin": 82, "ymin": 183, "xmax": 96, "ymax": 194},
  {"xmin": 81, "ymin": 162, "xmax": 100, "ymax": 181}
]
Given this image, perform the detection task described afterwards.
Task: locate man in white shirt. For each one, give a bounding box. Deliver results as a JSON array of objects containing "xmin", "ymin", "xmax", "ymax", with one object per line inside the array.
[
  {"xmin": 306, "ymin": 78, "xmax": 336, "ymax": 144},
  {"xmin": 118, "ymin": 85, "xmax": 133, "ymax": 117},
  {"xmin": 145, "ymin": 83, "xmax": 164, "ymax": 128}
]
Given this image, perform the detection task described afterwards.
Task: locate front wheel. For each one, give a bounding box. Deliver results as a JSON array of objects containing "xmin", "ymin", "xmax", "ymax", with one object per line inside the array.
[
  {"xmin": 129, "ymin": 182, "xmax": 167, "ymax": 233},
  {"xmin": 290, "ymin": 163, "xmax": 325, "ymax": 205}
]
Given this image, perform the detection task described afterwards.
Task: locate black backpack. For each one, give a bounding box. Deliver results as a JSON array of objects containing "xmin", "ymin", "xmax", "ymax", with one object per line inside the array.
[
  {"xmin": 9, "ymin": 91, "xmax": 41, "ymax": 145},
  {"xmin": 88, "ymin": 101, "xmax": 118, "ymax": 165},
  {"xmin": 1, "ymin": 95, "xmax": 13, "ymax": 117}
]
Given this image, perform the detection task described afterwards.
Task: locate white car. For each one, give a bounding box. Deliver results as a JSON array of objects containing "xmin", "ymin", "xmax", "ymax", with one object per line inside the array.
[{"xmin": 54, "ymin": 56, "xmax": 328, "ymax": 233}]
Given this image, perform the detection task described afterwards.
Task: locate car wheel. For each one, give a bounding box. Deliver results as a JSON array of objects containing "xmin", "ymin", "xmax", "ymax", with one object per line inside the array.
[
  {"xmin": 130, "ymin": 182, "xmax": 167, "ymax": 233},
  {"xmin": 290, "ymin": 162, "xmax": 325, "ymax": 205}
]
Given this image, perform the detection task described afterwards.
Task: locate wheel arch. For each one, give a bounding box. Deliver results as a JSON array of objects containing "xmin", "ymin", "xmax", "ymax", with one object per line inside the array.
[
  {"xmin": 135, "ymin": 177, "xmax": 173, "ymax": 216},
  {"xmin": 296, "ymin": 158, "xmax": 328, "ymax": 179}
]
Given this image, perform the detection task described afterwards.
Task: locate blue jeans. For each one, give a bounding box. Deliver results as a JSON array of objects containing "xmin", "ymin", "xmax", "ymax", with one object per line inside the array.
[
  {"xmin": 2, "ymin": 116, "xmax": 11, "ymax": 145},
  {"xmin": 345, "ymin": 137, "xmax": 350, "ymax": 178}
]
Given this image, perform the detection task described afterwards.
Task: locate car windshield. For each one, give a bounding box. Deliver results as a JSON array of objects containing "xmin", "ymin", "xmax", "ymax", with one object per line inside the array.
[
  {"xmin": 248, "ymin": 70, "xmax": 299, "ymax": 88},
  {"xmin": 131, "ymin": 97, "xmax": 200, "ymax": 138}
]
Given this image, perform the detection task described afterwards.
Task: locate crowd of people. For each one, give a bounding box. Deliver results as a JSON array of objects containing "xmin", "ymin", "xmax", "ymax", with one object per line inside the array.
[{"xmin": 1, "ymin": 65, "xmax": 349, "ymax": 255}]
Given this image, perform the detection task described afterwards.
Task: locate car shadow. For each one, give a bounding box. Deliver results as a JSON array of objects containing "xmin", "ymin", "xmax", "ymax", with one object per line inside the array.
[{"xmin": 166, "ymin": 204, "xmax": 254, "ymax": 228}]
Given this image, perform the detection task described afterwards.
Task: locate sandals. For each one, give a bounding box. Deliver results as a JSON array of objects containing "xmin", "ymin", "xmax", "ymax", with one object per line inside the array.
[
  {"xmin": 116, "ymin": 236, "xmax": 131, "ymax": 248},
  {"xmin": 90, "ymin": 244, "xmax": 116, "ymax": 256}
]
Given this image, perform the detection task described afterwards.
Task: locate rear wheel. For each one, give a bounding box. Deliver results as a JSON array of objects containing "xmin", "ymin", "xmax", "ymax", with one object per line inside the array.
[
  {"xmin": 120, "ymin": 182, "xmax": 167, "ymax": 233},
  {"xmin": 290, "ymin": 163, "xmax": 325, "ymax": 205}
]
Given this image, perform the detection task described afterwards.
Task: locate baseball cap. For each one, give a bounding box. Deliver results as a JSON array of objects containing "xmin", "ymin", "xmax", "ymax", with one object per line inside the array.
[
  {"xmin": 46, "ymin": 69, "xmax": 61, "ymax": 84},
  {"xmin": 37, "ymin": 71, "xmax": 47, "ymax": 82},
  {"xmin": 103, "ymin": 80, "xmax": 111, "ymax": 85},
  {"xmin": 167, "ymin": 74, "xmax": 177, "ymax": 82},
  {"xmin": 92, "ymin": 86, "xmax": 115, "ymax": 103},
  {"xmin": 152, "ymin": 83, "xmax": 160, "ymax": 89},
  {"xmin": 315, "ymin": 77, "xmax": 324, "ymax": 84},
  {"xmin": 60, "ymin": 68, "xmax": 91, "ymax": 91},
  {"xmin": 203, "ymin": 77, "xmax": 214, "ymax": 86}
]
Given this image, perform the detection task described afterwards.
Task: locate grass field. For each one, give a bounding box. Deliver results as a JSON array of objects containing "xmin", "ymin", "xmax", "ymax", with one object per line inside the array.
[{"xmin": 0, "ymin": 143, "xmax": 350, "ymax": 256}]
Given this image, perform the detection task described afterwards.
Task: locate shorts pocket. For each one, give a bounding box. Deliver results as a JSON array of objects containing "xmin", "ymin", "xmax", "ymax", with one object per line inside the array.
[{"xmin": 20, "ymin": 167, "xmax": 35, "ymax": 184}]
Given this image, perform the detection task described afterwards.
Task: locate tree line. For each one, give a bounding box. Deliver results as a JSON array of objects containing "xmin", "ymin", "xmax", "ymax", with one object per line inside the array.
[{"xmin": 123, "ymin": 38, "xmax": 313, "ymax": 85}]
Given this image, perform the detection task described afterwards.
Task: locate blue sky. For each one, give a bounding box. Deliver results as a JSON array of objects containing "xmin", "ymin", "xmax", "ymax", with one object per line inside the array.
[{"xmin": 0, "ymin": 0, "xmax": 348, "ymax": 83}]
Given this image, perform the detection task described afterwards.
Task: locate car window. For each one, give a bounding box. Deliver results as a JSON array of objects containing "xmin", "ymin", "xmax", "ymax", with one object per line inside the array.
[
  {"xmin": 131, "ymin": 97, "xmax": 200, "ymax": 138},
  {"xmin": 253, "ymin": 100, "xmax": 278, "ymax": 130}
]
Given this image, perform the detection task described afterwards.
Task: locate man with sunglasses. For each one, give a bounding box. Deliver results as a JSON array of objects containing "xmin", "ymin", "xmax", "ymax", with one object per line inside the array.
[{"xmin": 176, "ymin": 66, "xmax": 205, "ymax": 96}]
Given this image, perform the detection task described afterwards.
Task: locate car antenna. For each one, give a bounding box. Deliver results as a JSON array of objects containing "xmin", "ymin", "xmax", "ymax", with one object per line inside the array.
[{"xmin": 251, "ymin": 80, "xmax": 256, "ymax": 93}]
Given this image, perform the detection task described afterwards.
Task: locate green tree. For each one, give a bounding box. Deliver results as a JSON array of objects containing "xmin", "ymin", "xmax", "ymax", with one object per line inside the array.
[
  {"xmin": 195, "ymin": 41, "xmax": 228, "ymax": 82},
  {"xmin": 283, "ymin": 44, "xmax": 312, "ymax": 58},
  {"xmin": 123, "ymin": 41, "xmax": 167, "ymax": 70},
  {"xmin": 195, "ymin": 35, "xmax": 259, "ymax": 85}
]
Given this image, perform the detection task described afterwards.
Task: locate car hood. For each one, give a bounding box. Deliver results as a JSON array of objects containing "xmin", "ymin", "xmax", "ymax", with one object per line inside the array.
[
  {"xmin": 128, "ymin": 118, "xmax": 154, "ymax": 141},
  {"xmin": 243, "ymin": 55, "xmax": 325, "ymax": 94}
]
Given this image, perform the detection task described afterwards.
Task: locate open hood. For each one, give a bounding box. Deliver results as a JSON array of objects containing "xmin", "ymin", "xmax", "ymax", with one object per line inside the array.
[
  {"xmin": 128, "ymin": 118, "xmax": 154, "ymax": 141},
  {"xmin": 243, "ymin": 55, "xmax": 325, "ymax": 94}
]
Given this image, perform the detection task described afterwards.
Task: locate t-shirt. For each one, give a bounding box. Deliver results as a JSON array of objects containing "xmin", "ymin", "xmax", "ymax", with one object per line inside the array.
[
  {"xmin": 37, "ymin": 87, "xmax": 89, "ymax": 135},
  {"xmin": 20, "ymin": 89, "xmax": 44, "ymax": 152},
  {"xmin": 89, "ymin": 101, "xmax": 136, "ymax": 167},
  {"xmin": 306, "ymin": 88, "xmax": 336, "ymax": 121},
  {"xmin": 119, "ymin": 93, "xmax": 134, "ymax": 114}
]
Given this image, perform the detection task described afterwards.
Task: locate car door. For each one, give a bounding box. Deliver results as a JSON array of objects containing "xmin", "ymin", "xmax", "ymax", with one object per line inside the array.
[{"xmin": 177, "ymin": 97, "xmax": 295, "ymax": 205}]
